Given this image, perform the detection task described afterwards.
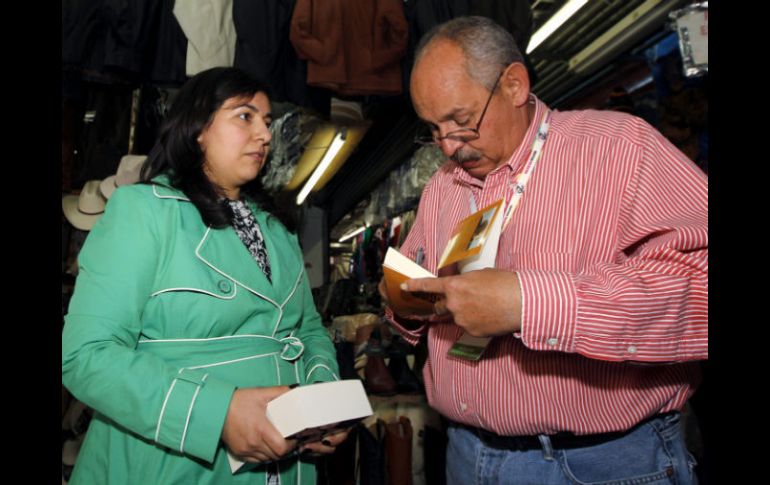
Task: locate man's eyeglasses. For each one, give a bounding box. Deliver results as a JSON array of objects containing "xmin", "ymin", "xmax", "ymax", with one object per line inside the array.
[{"xmin": 414, "ymin": 72, "xmax": 503, "ymax": 146}]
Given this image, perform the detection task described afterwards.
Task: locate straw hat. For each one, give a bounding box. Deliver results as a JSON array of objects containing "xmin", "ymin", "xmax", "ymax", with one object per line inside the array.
[
  {"xmin": 99, "ymin": 154, "xmax": 147, "ymax": 199},
  {"xmin": 62, "ymin": 180, "xmax": 106, "ymax": 231}
]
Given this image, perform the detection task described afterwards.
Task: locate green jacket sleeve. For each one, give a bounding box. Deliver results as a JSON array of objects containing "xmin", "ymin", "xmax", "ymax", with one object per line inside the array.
[
  {"xmin": 292, "ymin": 243, "xmax": 340, "ymax": 384},
  {"xmin": 61, "ymin": 187, "xmax": 235, "ymax": 464}
]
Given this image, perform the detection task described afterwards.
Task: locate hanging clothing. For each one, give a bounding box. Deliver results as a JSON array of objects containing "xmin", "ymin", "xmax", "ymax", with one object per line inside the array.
[
  {"xmin": 232, "ymin": 0, "xmax": 312, "ymax": 106},
  {"xmin": 71, "ymin": 83, "xmax": 133, "ymax": 190},
  {"xmin": 173, "ymin": 0, "xmax": 237, "ymax": 76},
  {"xmin": 289, "ymin": 0, "xmax": 409, "ymax": 96},
  {"xmin": 146, "ymin": 0, "xmax": 188, "ymax": 86}
]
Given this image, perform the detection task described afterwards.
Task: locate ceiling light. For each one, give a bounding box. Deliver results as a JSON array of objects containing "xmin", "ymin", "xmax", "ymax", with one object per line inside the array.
[
  {"xmin": 338, "ymin": 225, "xmax": 367, "ymax": 243},
  {"xmin": 568, "ymin": 0, "xmax": 675, "ymax": 75},
  {"xmin": 526, "ymin": 0, "xmax": 589, "ymax": 54},
  {"xmin": 296, "ymin": 129, "xmax": 347, "ymax": 205}
]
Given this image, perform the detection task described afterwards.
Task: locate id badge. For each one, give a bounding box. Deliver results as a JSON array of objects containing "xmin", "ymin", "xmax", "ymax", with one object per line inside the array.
[{"xmin": 448, "ymin": 333, "xmax": 492, "ymax": 361}]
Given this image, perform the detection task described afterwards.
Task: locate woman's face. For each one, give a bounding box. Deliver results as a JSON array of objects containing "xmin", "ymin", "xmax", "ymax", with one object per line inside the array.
[{"xmin": 197, "ymin": 91, "xmax": 272, "ymax": 199}]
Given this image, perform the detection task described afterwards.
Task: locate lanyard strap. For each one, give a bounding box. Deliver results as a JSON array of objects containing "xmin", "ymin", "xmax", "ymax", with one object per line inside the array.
[{"xmin": 469, "ymin": 109, "xmax": 552, "ymax": 231}]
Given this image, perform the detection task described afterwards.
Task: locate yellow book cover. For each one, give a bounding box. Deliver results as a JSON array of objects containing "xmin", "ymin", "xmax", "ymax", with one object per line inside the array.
[{"xmin": 437, "ymin": 199, "xmax": 503, "ymax": 268}]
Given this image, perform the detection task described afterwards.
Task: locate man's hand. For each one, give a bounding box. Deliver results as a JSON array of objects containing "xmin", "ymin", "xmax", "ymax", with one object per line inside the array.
[
  {"xmin": 221, "ymin": 386, "xmax": 297, "ymax": 463},
  {"xmin": 401, "ymin": 268, "xmax": 523, "ymax": 337}
]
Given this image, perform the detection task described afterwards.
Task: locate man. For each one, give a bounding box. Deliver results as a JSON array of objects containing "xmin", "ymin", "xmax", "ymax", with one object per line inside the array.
[{"xmin": 379, "ymin": 16, "xmax": 706, "ymax": 485}]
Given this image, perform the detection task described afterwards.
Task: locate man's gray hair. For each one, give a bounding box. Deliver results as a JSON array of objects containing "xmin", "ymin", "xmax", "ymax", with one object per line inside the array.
[{"xmin": 415, "ymin": 16, "xmax": 525, "ymax": 90}]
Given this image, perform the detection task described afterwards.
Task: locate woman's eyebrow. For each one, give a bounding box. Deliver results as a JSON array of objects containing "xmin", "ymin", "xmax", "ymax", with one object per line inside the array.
[{"xmin": 225, "ymin": 103, "xmax": 272, "ymax": 119}]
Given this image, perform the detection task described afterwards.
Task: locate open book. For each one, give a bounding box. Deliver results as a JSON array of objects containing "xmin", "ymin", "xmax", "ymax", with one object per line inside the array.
[
  {"xmin": 227, "ymin": 379, "xmax": 373, "ymax": 473},
  {"xmin": 382, "ymin": 199, "xmax": 504, "ymax": 316}
]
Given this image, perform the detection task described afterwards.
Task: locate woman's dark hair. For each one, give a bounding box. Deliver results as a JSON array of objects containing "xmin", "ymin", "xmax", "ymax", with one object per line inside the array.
[{"xmin": 141, "ymin": 67, "xmax": 295, "ymax": 231}]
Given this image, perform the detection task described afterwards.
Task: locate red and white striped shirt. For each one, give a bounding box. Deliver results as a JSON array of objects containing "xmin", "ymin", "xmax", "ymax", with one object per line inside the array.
[{"xmin": 386, "ymin": 96, "xmax": 708, "ymax": 436}]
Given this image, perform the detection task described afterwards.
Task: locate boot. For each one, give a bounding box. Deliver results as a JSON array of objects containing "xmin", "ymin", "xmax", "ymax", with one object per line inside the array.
[
  {"xmin": 335, "ymin": 341, "xmax": 359, "ymax": 381},
  {"xmin": 318, "ymin": 425, "xmax": 357, "ymax": 485},
  {"xmin": 355, "ymin": 322, "xmax": 393, "ymax": 356},
  {"xmin": 385, "ymin": 416, "xmax": 413, "ymax": 485},
  {"xmin": 397, "ymin": 400, "xmax": 443, "ymax": 485},
  {"xmin": 423, "ymin": 424, "xmax": 448, "ymax": 485},
  {"xmin": 364, "ymin": 329, "xmax": 397, "ymax": 396},
  {"xmin": 388, "ymin": 336, "xmax": 422, "ymax": 394},
  {"xmin": 359, "ymin": 420, "xmax": 387, "ymax": 485}
]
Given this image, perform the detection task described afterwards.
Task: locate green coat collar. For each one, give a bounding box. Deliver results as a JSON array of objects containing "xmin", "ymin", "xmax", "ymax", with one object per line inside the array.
[{"xmin": 148, "ymin": 176, "xmax": 303, "ymax": 305}]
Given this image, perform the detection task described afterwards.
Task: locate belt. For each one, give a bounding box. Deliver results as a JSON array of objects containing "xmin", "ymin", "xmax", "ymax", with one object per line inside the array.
[{"xmin": 457, "ymin": 413, "xmax": 674, "ymax": 452}]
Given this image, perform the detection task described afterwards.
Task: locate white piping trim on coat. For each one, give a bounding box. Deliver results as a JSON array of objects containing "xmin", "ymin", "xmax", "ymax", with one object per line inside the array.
[
  {"xmin": 195, "ymin": 227, "xmax": 283, "ymax": 324},
  {"xmin": 155, "ymin": 369, "xmax": 183, "ymax": 442},
  {"xmin": 271, "ymin": 269, "xmax": 304, "ymax": 338},
  {"xmin": 273, "ymin": 354, "xmax": 281, "ymax": 382},
  {"xmin": 184, "ymin": 352, "xmax": 279, "ymax": 370},
  {"xmin": 179, "ymin": 373, "xmax": 209, "ymax": 453},
  {"xmin": 303, "ymin": 355, "xmax": 326, "ymax": 366},
  {"xmin": 139, "ymin": 334, "xmax": 291, "ymax": 344},
  {"xmin": 150, "ymin": 286, "xmax": 236, "ymax": 300},
  {"xmin": 273, "ymin": 355, "xmax": 281, "ymax": 384},
  {"xmin": 152, "ymin": 184, "xmax": 190, "ymax": 201},
  {"xmin": 275, "ymin": 460, "xmax": 282, "ymax": 485},
  {"xmin": 305, "ymin": 364, "xmax": 339, "ymax": 382}
]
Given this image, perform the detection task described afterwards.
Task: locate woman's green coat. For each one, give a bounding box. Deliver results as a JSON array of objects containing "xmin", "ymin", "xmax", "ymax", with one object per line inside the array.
[{"xmin": 62, "ymin": 179, "xmax": 339, "ymax": 484}]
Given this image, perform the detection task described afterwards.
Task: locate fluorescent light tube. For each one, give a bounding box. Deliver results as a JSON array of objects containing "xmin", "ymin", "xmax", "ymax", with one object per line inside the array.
[
  {"xmin": 526, "ymin": 0, "xmax": 589, "ymax": 54},
  {"xmin": 338, "ymin": 225, "xmax": 367, "ymax": 243},
  {"xmin": 296, "ymin": 131, "xmax": 346, "ymax": 205}
]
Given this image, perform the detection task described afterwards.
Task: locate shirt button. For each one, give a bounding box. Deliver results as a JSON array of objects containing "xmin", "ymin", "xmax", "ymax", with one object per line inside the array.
[
  {"xmin": 627, "ymin": 345, "xmax": 637, "ymax": 354},
  {"xmin": 218, "ymin": 280, "xmax": 232, "ymax": 293},
  {"xmin": 547, "ymin": 338, "xmax": 558, "ymax": 346}
]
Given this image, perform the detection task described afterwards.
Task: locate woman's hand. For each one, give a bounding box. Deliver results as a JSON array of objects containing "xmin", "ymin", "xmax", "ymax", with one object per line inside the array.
[
  {"xmin": 298, "ymin": 426, "xmax": 353, "ymax": 457},
  {"xmin": 221, "ymin": 386, "xmax": 297, "ymax": 463}
]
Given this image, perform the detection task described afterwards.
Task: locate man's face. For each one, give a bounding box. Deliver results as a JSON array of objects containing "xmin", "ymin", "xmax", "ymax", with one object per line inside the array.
[{"xmin": 410, "ymin": 40, "xmax": 517, "ymax": 180}]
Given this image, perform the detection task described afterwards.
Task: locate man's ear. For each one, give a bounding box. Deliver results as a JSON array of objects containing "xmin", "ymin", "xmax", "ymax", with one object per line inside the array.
[{"xmin": 500, "ymin": 62, "xmax": 530, "ymax": 108}]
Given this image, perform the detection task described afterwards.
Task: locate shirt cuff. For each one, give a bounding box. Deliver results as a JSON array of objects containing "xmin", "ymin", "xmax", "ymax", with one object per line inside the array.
[
  {"xmin": 384, "ymin": 307, "xmax": 426, "ymax": 346},
  {"xmin": 516, "ymin": 270, "xmax": 577, "ymax": 353}
]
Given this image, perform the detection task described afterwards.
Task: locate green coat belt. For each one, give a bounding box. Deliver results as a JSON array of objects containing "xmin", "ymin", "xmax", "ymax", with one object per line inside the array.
[{"xmin": 62, "ymin": 179, "xmax": 339, "ymax": 484}]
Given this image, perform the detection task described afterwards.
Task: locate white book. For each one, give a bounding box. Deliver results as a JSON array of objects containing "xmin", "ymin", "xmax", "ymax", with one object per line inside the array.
[{"xmin": 227, "ymin": 380, "xmax": 373, "ymax": 473}]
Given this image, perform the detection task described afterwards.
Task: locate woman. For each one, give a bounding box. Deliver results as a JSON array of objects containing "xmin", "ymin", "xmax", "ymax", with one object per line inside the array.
[{"xmin": 62, "ymin": 67, "xmax": 346, "ymax": 484}]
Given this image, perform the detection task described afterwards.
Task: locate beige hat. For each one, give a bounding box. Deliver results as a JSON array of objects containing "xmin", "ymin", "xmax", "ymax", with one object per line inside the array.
[
  {"xmin": 99, "ymin": 154, "xmax": 147, "ymax": 199},
  {"xmin": 62, "ymin": 180, "xmax": 106, "ymax": 231}
]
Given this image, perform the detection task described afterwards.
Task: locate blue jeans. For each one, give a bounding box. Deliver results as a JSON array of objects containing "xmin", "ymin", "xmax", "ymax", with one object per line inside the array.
[{"xmin": 446, "ymin": 413, "xmax": 698, "ymax": 485}]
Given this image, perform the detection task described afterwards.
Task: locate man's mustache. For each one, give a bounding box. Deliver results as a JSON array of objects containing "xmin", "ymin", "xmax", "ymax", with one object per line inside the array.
[{"xmin": 451, "ymin": 147, "xmax": 483, "ymax": 164}]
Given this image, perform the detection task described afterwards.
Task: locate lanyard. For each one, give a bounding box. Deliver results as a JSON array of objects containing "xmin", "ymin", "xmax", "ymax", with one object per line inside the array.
[{"xmin": 469, "ymin": 109, "xmax": 552, "ymax": 231}]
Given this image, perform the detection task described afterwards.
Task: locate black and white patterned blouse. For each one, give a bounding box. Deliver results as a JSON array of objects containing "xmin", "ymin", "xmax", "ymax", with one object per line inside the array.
[{"xmin": 227, "ymin": 199, "xmax": 272, "ymax": 284}]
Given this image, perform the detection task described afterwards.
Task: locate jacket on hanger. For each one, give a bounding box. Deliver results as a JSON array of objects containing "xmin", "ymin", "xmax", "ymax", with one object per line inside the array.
[
  {"xmin": 290, "ymin": 0, "xmax": 409, "ymax": 96},
  {"xmin": 233, "ymin": 0, "xmax": 310, "ymax": 105},
  {"xmin": 173, "ymin": 0, "xmax": 237, "ymax": 76}
]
